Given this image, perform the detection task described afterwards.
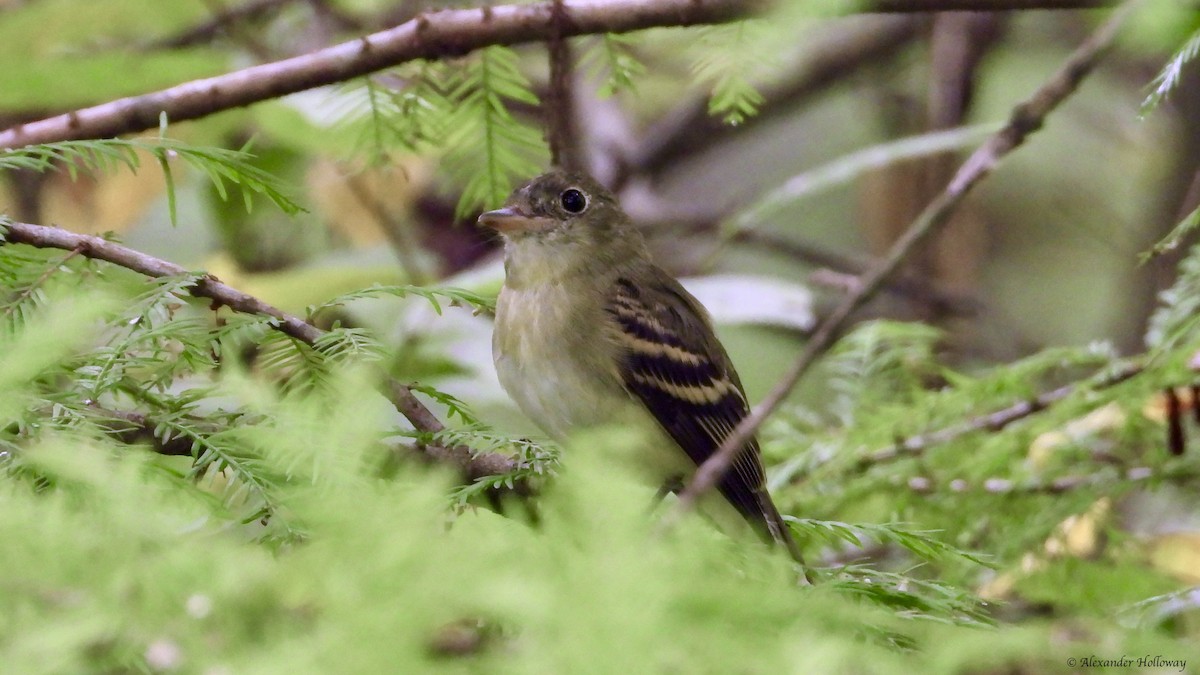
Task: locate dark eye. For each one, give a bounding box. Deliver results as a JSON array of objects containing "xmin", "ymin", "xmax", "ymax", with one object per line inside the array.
[{"xmin": 560, "ymin": 188, "xmax": 587, "ymax": 214}]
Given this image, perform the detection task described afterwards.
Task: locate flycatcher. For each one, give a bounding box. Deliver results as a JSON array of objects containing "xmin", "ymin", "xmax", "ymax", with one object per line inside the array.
[{"xmin": 479, "ymin": 170, "xmax": 803, "ymax": 564}]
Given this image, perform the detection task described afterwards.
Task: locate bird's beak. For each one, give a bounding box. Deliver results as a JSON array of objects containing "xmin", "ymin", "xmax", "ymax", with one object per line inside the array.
[{"xmin": 477, "ymin": 207, "xmax": 555, "ymax": 234}]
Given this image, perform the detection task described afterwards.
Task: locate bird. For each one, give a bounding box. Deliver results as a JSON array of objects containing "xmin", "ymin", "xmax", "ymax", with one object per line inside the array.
[{"xmin": 478, "ymin": 169, "xmax": 805, "ymax": 565}]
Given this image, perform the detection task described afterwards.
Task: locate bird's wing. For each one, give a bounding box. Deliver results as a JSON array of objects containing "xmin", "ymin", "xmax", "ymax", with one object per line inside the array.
[{"xmin": 605, "ymin": 270, "xmax": 783, "ymax": 539}]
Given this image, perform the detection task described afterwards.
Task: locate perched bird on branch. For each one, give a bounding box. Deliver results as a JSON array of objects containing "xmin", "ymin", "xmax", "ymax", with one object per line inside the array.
[{"xmin": 479, "ymin": 169, "xmax": 805, "ymax": 566}]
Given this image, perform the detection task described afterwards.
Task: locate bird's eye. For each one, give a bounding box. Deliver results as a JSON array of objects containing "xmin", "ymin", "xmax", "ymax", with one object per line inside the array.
[{"xmin": 560, "ymin": 188, "xmax": 588, "ymax": 214}]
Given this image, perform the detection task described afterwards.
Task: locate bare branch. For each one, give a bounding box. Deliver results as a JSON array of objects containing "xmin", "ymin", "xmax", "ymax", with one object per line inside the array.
[
  {"xmin": 0, "ymin": 219, "xmax": 514, "ymax": 478},
  {"xmin": 2, "ymin": 0, "xmax": 1128, "ymax": 151},
  {"xmin": 2, "ymin": 245, "xmax": 83, "ymax": 318},
  {"xmin": 619, "ymin": 16, "xmax": 921, "ymax": 186},
  {"xmin": 84, "ymin": 405, "xmax": 217, "ymax": 457},
  {"xmin": 856, "ymin": 362, "xmax": 1143, "ymax": 472},
  {"xmin": 870, "ymin": 0, "xmax": 1119, "ymax": 9},
  {"xmin": 545, "ymin": 0, "xmax": 584, "ymax": 171},
  {"xmin": 652, "ymin": 217, "xmax": 978, "ymax": 315},
  {"xmin": 0, "ymin": 0, "xmax": 760, "ymax": 149},
  {"xmin": 146, "ymin": 0, "xmax": 299, "ymax": 50},
  {"xmin": 342, "ymin": 172, "xmax": 430, "ymax": 284},
  {"xmin": 904, "ymin": 464, "xmax": 1200, "ymax": 495},
  {"xmin": 730, "ymin": 226, "xmax": 979, "ymax": 316},
  {"xmin": 663, "ymin": 0, "xmax": 1140, "ymax": 527}
]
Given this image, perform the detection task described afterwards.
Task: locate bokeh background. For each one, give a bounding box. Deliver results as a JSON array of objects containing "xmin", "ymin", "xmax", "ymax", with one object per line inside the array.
[
  {"xmin": 6, "ymin": 2, "xmax": 1200, "ymax": 670},
  {"xmin": 5, "ymin": 2, "xmax": 1195, "ymax": 433}
]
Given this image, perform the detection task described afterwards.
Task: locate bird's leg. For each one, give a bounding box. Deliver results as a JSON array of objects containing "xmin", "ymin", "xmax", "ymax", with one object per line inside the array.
[{"xmin": 651, "ymin": 474, "xmax": 686, "ymax": 508}]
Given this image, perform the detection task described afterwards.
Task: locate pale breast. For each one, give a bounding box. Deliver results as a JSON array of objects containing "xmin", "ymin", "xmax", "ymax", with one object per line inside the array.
[
  {"xmin": 493, "ymin": 282, "xmax": 698, "ymax": 488},
  {"xmin": 493, "ymin": 284, "xmax": 629, "ymax": 440}
]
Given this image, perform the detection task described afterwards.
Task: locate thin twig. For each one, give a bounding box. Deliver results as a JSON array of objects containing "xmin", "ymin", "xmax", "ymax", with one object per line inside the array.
[
  {"xmin": 197, "ymin": 0, "xmax": 274, "ymax": 60},
  {"xmin": 147, "ymin": 0, "xmax": 298, "ymax": 50},
  {"xmin": 342, "ymin": 172, "xmax": 430, "ymax": 284},
  {"xmin": 2, "ymin": 245, "xmax": 83, "ymax": 317},
  {"xmin": 617, "ymin": 16, "xmax": 921, "ymax": 187},
  {"xmin": 854, "ymin": 362, "xmax": 1144, "ymax": 473},
  {"xmin": 654, "ymin": 217, "xmax": 978, "ymax": 315},
  {"xmin": 903, "ymin": 464, "xmax": 1200, "ymax": 495},
  {"xmin": 83, "ymin": 405, "xmax": 216, "ymax": 457},
  {"xmin": 545, "ymin": 0, "xmax": 583, "ymax": 171},
  {"xmin": 663, "ymin": 0, "xmax": 1140, "ymax": 528},
  {"xmin": 733, "ymin": 227, "xmax": 979, "ymax": 316},
  {"xmin": 869, "ymin": 0, "xmax": 1122, "ymax": 9},
  {"xmin": 0, "ymin": 219, "xmax": 514, "ymax": 478}
]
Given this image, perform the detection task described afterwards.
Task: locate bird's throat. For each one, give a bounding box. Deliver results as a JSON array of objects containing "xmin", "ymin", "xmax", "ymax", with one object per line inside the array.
[{"xmin": 502, "ymin": 235, "xmax": 621, "ymax": 290}]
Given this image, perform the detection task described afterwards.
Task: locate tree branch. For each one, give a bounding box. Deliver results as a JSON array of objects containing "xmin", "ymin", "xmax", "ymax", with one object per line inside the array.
[
  {"xmin": 729, "ymin": 226, "xmax": 980, "ymax": 316},
  {"xmin": 544, "ymin": 0, "xmax": 584, "ymax": 171},
  {"xmin": 0, "ymin": 0, "xmax": 1135, "ymax": 151},
  {"xmin": 84, "ymin": 405, "xmax": 208, "ymax": 457},
  {"xmin": 0, "ymin": 0, "xmax": 759, "ymax": 149},
  {"xmin": 618, "ymin": 15, "xmax": 921, "ymax": 186},
  {"xmin": 0, "ymin": 219, "xmax": 514, "ymax": 478},
  {"xmin": 663, "ymin": 0, "xmax": 1139, "ymax": 527},
  {"xmin": 146, "ymin": 0, "xmax": 299, "ymax": 50},
  {"xmin": 870, "ymin": 0, "xmax": 1119, "ymax": 9},
  {"xmin": 857, "ymin": 362, "xmax": 1144, "ymax": 472},
  {"xmin": 904, "ymin": 464, "xmax": 1200, "ymax": 495}
]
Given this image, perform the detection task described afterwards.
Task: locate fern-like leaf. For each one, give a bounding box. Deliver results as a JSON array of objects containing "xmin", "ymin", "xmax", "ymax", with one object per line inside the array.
[
  {"xmin": 443, "ymin": 46, "xmax": 548, "ymax": 219},
  {"xmin": 1147, "ymin": 242, "xmax": 1200, "ymax": 351},
  {"xmin": 1142, "ymin": 26, "xmax": 1200, "ymax": 115},
  {"xmin": 314, "ymin": 327, "xmax": 387, "ymax": 364},
  {"xmin": 825, "ymin": 321, "xmax": 943, "ymax": 425},
  {"xmin": 307, "ymin": 283, "xmax": 495, "ymax": 319},
  {"xmin": 407, "ymin": 384, "xmax": 480, "ymax": 426},
  {"xmin": 0, "ymin": 138, "xmax": 304, "ymax": 224},
  {"xmin": 832, "ymin": 566, "xmax": 994, "ymax": 627},
  {"xmin": 332, "ymin": 64, "xmax": 454, "ymax": 166},
  {"xmin": 403, "ymin": 422, "xmax": 558, "ymax": 504},
  {"xmin": 448, "ymin": 433, "xmax": 558, "ymax": 503},
  {"xmin": 256, "ymin": 332, "xmax": 332, "ymax": 395},
  {"xmin": 1142, "ymin": 203, "xmax": 1200, "ymax": 263},
  {"xmin": 789, "ymin": 518, "xmax": 992, "ymax": 567},
  {"xmin": 590, "ymin": 34, "xmax": 646, "ymax": 98},
  {"xmin": 691, "ymin": 21, "xmax": 773, "ymax": 125}
]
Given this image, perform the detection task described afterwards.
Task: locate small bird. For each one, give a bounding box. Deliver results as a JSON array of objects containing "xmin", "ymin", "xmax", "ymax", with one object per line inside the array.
[{"xmin": 478, "ymin": 169, "xmax": 804, "ymax": 564}]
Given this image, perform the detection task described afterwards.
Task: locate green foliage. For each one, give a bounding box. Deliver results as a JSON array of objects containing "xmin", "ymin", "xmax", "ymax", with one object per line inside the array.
[
  {"xmin": 446, "ymin": 434, "xmax": 557, "ymax": 502},
  {"xmin": 408, "ymin": 383, "xmax": 482, "ymax": 425},
  {"xmin": 789, "ymin": 518, "xmax": 992, "ymax": 568},
  {"xmin": 824, "ymin": 320, "xmax": 944, "ymax": 425},
  {"xmin": 591, "ymin": 34, "xmax": 647, "ymax": 98},
  {"xmin": 0, "ymin": 137, "xmax": 304, "ymax": 226},
  {"xmin": 6, "ymin": 252, "xmax": 1188, "ymax": 670},
  {"xmin": 731, "ymin": 123, "xmax": 1000, "ymax": 233},
  {"xmin": 1140, "ymin": 22, "xmax": 1200, "ymax": 262},
  {"xmin": 329, "ymin": 49, "xmax": 547, "ymax": 219},
  {"xmin": 1141, "ymin": 25, "xmax": 1200, "ymax": 115},
  {"xmin": 3, "ymin": 9, "xmax": 1200, "ymax": 671},
  {"xmin": 308, "ymin": 283, "xmax": 496, "ymax": 320},
  {"xmin": 334, "ymin": 64, "xmax": 455, "ymax": 166},
  {"xmin": 314, "ymin": 326, "xmax": 388, "ymax": 363},
  {"xmin": 1143, "ymin": 205, "xmax": 1200, "ymax": 264},
  {"xmin": 444, "ymin": 46, "xmax": 548, "ymax": 219},
  {"xmin": 691, "ymin": 21, "xmax": 772, "ymax": 125},
  {"xmin": 830, "ymin": 567, "xmax": 992, "ymax": 628},
  {"xmin": 1146, "ymin": 242, "xmax": 1200, "ymax": 352}
]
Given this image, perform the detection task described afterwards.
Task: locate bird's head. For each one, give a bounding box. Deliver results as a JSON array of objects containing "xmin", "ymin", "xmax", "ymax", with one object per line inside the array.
[{"xmin": 478, "ymin": 170, "xmax": 646, "ymax": 284}]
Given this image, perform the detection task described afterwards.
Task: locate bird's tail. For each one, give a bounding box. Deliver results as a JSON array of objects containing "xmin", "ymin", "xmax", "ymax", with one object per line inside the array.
[{"xmin": 759, "ymin": 494, "xmax": 814, "ymax": 584}]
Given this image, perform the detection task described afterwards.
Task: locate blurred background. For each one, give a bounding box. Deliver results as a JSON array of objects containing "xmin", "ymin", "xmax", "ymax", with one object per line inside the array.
[{"xmin": 3, "ymin": 0, "xmax": 1196, "ymax": 429}]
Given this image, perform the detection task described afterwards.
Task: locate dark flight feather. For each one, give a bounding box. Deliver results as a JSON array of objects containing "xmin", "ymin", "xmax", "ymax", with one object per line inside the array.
[{"xmin": 606, "ymin": 272, "xmax": 801, "ymax": 558}]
